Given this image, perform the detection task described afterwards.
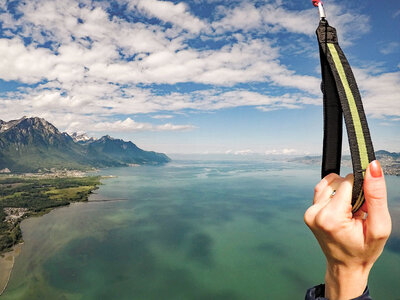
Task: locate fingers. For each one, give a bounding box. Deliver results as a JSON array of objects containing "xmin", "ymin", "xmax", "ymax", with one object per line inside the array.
[
  {"xmin": 306, "ymin": 173, "xmax": 346, "ymax": 228},
  {"xmin": 313, "ymin": 173, "xmax": 341, "ymax": 205},
  {"xmin": 364, "ymin": 160, "xmax": 392, "ymax": 241},
  {"xmin": 326, "ymin": 173, "xmax": 353, "ymax": 213}
]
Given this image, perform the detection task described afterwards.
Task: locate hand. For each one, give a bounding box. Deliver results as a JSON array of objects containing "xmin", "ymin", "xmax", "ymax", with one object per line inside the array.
[{"xmin": 304, "ymin": 160, "xmax": 392, "ymax": 300}]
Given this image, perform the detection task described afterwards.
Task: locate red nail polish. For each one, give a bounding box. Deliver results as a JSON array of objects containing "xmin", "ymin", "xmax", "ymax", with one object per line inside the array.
[{"xmin": 370, "ymin": 160, "xmax": 382, "ymax": 178}]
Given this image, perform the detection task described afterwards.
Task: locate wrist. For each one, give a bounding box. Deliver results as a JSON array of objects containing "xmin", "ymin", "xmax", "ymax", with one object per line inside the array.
[{"xmin": 325, "ymin": 262, "xmax": 371, "ymax": 300}]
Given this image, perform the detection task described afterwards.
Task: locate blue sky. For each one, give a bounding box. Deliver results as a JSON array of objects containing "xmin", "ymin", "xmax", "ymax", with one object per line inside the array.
[{"xmin": 0, "ymin": 0, "xmax": 399, "ymax": 154}]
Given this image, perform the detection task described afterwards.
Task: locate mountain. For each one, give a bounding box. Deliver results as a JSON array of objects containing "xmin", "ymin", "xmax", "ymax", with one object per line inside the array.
[
  {"xmin": 70, "ymin": 132, "xmax": 97, "ymax": 144},
  {"xmin": 0, "ymin": 117, "xmax": 90, "ymax": 172},
  {"xmin": 375, "ymin": 150, "xmax": 400, "ymax": 160},
  {"xmin": 0, "ymin": 117, "xmax": 170, "ymax": 173},
  {"xmin": 375, "ymin": 150, "xmax": 400, "ymax": 175},
  {"xmin": 293, "ymin": 150, "xmax": 400, "ymax": 176},
  {"xmin": 87, "ymin": 135, "xmax": 171, "ymax": 166}
]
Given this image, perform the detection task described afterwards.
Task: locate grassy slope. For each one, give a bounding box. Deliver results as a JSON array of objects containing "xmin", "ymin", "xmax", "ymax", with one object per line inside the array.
[{"xmin": 0, "ymin": 144, "xmax": 93, "ymax": 173}]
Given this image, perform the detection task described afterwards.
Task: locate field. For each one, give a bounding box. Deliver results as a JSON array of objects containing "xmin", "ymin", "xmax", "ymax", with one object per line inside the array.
[{"xmin": 0, "ymin": 176, "xmax": 101, "ymax": 254}]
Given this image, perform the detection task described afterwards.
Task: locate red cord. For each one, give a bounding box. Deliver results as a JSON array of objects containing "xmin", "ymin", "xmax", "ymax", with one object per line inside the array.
[{"xmin": 312, "ymin": 0, "xmax": 322, "ymax": 7}]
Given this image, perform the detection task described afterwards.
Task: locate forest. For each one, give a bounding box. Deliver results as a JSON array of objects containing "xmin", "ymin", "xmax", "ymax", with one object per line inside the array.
[{"xmin": 0, "ymin": 176, "xmax": 101, "ymax": 253}]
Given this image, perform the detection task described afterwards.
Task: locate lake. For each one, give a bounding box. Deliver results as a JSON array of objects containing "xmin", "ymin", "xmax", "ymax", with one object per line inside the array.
[{"xmin": 2, "ymin": 159, "xmax": 400, "ymax": 299}]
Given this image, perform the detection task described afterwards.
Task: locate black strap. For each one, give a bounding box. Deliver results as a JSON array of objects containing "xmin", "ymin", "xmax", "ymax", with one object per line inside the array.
[{"xmin": 316, "ymin": 19, "xmax": 375, "ymax": 212}]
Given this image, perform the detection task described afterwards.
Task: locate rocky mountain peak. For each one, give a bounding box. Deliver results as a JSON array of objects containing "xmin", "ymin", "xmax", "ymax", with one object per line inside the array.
[
  {"xmin": 70, "ymin": 132, "xmax": 96, "ymax": 143},
  {"xmin": 0, "ymin": 116, "xmax": 171, "ymax": 172},
  {"xmin": 100, "ymin": 135, "xmax": 115, "ymax": 142},
  {"xmin": 0, "ymin": 117, "xmax": 59, "ymax": 135}
]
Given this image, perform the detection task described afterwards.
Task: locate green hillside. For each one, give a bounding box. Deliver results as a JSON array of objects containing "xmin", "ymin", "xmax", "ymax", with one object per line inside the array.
[{"xmin": 0, "ymin": 117, "xmax": 170, "ymax": 173}]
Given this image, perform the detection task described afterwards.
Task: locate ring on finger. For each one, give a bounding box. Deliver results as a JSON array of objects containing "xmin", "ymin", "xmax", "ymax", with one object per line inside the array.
[{"xmin": 353, "ymin": 210, "xmax": 368, "ymax": 220}]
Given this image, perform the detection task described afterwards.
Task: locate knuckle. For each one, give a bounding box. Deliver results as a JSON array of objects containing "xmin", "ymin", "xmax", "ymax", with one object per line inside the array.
[
  {"xmin": 304, "ymin": 207, "xmax": 316, "ymax": 227},
  {"xmin": 314, "ymin": 210, "xmax": 335, "ymax": 232},
  {"xmin": 314, "ymin": 182, "xmax": 323, "ymax": 194},
  {"xmin": 315, "ymin": 173, "xmax": 340, "ymax": 194},
  {"xmin": 315, "ymin": 210, "xmax": 327, "ymax": 228},
  {"xmin": 370, "ymin": 223, "xmax": 392, "ymax": 240},
  {"xmin": 345, "ymin": 173, "xmax": 354, "ymax": 182},
  {"xmin": 344, "ymin": 178, "xmax": 353, "ymax": 189},
  {"xmin": 332, "ymin": 177, "xmax": 344, "ymax": 188},
  {"xmin": 370, "ymin": 231, "xmax": 390, "ymax": 241},
  {"xmin": 324, "ymin": 173, "xmax": 340, "ymax": 181}
]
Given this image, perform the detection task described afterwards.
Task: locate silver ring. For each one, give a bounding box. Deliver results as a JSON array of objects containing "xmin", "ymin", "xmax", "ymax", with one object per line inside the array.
[{"xmin": 330, "ymin": 190, "xmax": 336, "ymax": 198}]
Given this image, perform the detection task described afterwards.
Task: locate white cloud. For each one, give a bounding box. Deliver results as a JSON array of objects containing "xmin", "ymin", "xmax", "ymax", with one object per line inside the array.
[
  {"xmin": 156, "ymin": 123, "xmax": 195, "ymax": 131},
  {"xmin": 0, "ymin": 3, "xmax": 320, "ymax": 91},
  {"xmin": 213, "ymin": 3, "xmax": 262, "ymax": 33},
  {"xmin": 212, "ymin": 2, "xmax": 370, "ymax": 43},
  {"xmin": 152, "ymin": 115, "xmax": 174, "ymax": 119},
  {"xmin": 0, "ymin": 38, "xmax": 56, "ymax": 83},
  {"xmin": 261, "ymin": 4, "xmax": 316, "ymax": 35},
  {"xmin": 379, "ymin": 42, "xmax": 399, "ymax": 55},
  {"xmin": 223, "ymin": 148, "xmax": 299, "ymax": 155},
  {"xmin": 264, "ymin": 148, "xmax": 297, "ymax": 155},
  {"xmin": 354, "ymin": 68, "xmax": 400, "ymax": 119},
  {"xmin": 132, "ymin": 0, "xmax": 208, "ymax": 34},
  {"xmin": 4, "ymin": 65, "xmax": 397, "ymax": 129},
  {"xmin": 233, "ymin": 149, "xmax": 254, "ymax": 155},
  {"xmin": 282, "ymin": 148, "xmax": 297, "ymax": 154},
  {"xmin": 0, "ymin": 83, "xmax": 318, "ymax": 121},
  {"xmin": 322, "ymin": 2, "xmax": 370, "ymax": 44},
  {"xmin": 0, "ymin": 0, "xmax": 397, "ymax": 136},
  {"xmin": 78, "ymin": 118, "xmax": 195, "ymax": 133}
]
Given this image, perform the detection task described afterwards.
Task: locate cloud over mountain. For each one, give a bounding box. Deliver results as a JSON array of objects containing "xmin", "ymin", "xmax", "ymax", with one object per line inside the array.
[{"xmin": 0, "ymin": 0, "xmax": 398, "ymax": 141}]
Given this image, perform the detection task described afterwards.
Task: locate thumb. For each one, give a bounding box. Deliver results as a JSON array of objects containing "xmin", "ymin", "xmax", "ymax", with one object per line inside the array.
[{"xmin": 364, "ymin": 160, "xmax": 391, "ymax": 239}]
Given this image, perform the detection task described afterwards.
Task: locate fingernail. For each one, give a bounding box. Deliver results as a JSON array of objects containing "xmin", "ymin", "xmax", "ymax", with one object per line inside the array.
[{"xmin": 370, "ymin": 160, "xmax": 382, "ymax": 178}]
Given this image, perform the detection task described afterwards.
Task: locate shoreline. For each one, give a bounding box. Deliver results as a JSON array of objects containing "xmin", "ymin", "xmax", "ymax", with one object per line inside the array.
[
  {"xmin": 0, "ymin": 243, "xmax": 22, "ymax": 296},
  {"xmin": 0, "ymin": 175, "xmax": 104, "ymax": 295}
]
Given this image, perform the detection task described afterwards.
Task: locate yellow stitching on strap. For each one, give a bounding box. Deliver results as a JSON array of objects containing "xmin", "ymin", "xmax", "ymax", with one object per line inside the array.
[
  {"xmin": 353, "ymin": 192, "xmax": 364, "ymax": 213},
  {"xmin": 327, "ymin": 43, "xmax": 369, "ymax": 172}
]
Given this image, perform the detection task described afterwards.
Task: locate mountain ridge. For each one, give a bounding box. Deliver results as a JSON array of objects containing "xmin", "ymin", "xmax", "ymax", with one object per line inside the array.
[
  {"xmin": 70, "ymin": 132, "xmax": 97, "ymax": 144},
  {"xmin": 0, "ymin": 117, "xmax": 170, "ymax": 173},
  {"xmin": 292, "ymin": 150, "xmax": 400, "ymax": 176}
]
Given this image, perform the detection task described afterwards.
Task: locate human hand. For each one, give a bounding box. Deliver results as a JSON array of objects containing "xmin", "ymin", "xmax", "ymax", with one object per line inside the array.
[{"xmin": 304, "ymin": 160, "xmax": 392, "ymax": 300}]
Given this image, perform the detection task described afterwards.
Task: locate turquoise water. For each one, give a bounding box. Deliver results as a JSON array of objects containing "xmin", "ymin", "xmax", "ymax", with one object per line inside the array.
[{"xmin": 3, "ymin": 160, "xmax": 400, "ymax": 299}]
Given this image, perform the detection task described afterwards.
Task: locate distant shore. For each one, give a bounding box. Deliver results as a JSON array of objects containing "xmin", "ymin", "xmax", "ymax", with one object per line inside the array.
[
  {"xmin": 0, "ymin": 243, "xmax": 22, "ymax": 296},
  {"xmin": 291, "ymin": 152, "xmax": 400, "ymax": 176},
  {"xmin": 0, "ymin": 169, "xmax": 96, "ymax": 178}
]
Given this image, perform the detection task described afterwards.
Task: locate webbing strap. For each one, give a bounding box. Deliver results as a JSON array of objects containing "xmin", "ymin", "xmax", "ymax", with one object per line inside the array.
[{"xmin": 316, "ymin": 19, "xmax": 375, "ymax": 212}]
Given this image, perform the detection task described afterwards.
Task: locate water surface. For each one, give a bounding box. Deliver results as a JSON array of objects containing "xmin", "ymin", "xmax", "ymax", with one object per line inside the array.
[{"xmin": 3, "ymin": 160, "xmax": 400, "ymax": 299}]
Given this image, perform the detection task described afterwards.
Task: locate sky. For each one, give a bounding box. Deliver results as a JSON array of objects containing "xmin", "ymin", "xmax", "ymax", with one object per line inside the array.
[{"xmin": 0, "ymin": 0, "xmax": 399, "ymax": 155}]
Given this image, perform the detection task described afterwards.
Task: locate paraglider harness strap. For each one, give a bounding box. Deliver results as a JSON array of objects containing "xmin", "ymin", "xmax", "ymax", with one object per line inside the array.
[{"xmin": 316, "ymin": 19, "xmax": 375, "ymax": 213}]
